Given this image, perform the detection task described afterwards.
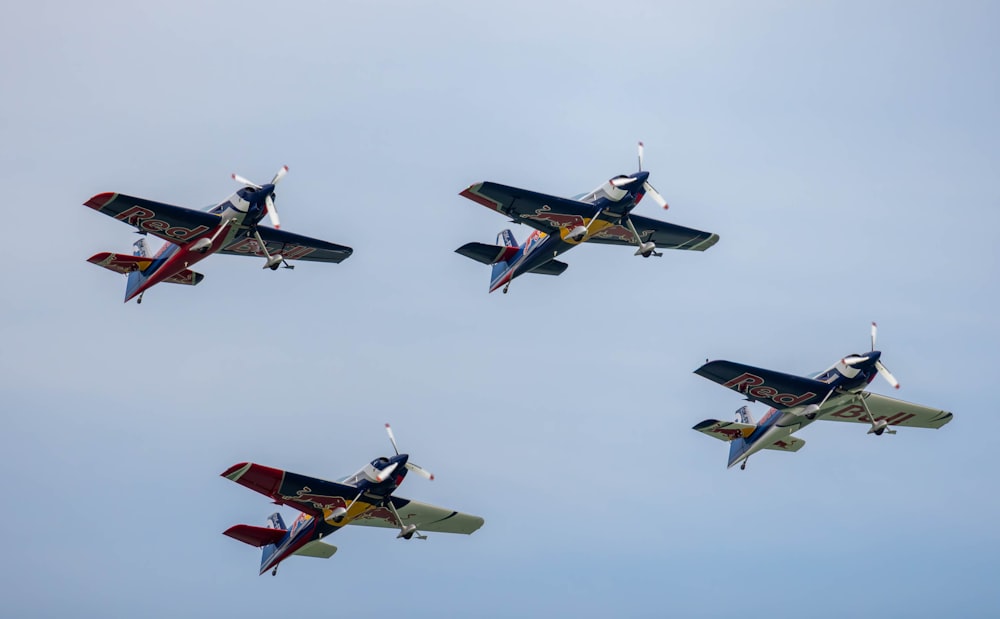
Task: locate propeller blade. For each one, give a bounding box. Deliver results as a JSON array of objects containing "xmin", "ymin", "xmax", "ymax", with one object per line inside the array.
[
  {"xmin": 405, "ymin": 461, "xmax": 434, "ymax": 481},
  {"xmin": 874, "ymin": 360, "xmax": 900, "ymax": 389},
  {"xmin": 385, "ymin": 423, "xmax": 399, "ymax": 456},
  {"xmin": 265, "ymin": 195, "xmax": 281, "ymax": 229},
  {"xmin": 871, "ymin": 322, "xmax": 878, "ymax": 351},
  {"xmin": 373, "ymin": 462, "xmax": 399, "ymax": 483},
  {"xmin": 231, "ymin": 173, "xmax": 261, "ymax": 189},
  {"xmin": 842, "ymin": 355, "xmax": 868, "ymax": 366},
  {"xmin": 270, "ymin": 165, "xmax": 289, "ymax": 185},
  {"xmin": 642, "ymin": 181, "xmax": 669, "ymax": 209},
  {"xmin": 637, "ymin": 141, "xmax": 645, "ymax": 171}
]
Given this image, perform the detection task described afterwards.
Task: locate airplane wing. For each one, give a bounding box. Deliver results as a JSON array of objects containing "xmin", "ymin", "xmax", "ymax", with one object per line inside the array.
[
  {"xmin": 217, "ymin": 227, "xmax": 353, "ymax": 264},
  {"xmin": 460, "ymin": 182, "xmax": 597, "ymax": 236},
  {"xmin": 585, "ymin": 213, "xmax": 719, "ymax": 252},
  {"xmin": 692, "ymin": 419, "xmax": 757, "ymax": 442},
  {"xmin": 85, "ymin": 193, "xmax": 222, "ymax": 247},
  {"xmin": 348, "ymin": 496, "xmax": 485, "ymax": 535},
  {"xmin": 695, "ymin": 360, "xmax": 830, "ymax": 410},
  {"xmin": 221, "ymin": 462, "xmax": 359, "ymax": 517},
  {"xmin": 821, "ymin": 393, "xmax": 953, "ymax": 429}
]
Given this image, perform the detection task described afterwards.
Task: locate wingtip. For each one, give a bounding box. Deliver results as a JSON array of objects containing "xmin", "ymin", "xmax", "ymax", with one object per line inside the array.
[
  {"xmin": 84, "ymin": 192, "xmax": 116, "ymax": 210},
  {"xmin": 221, "ymin": 462, "xmax": 251, "ymax": 479}
]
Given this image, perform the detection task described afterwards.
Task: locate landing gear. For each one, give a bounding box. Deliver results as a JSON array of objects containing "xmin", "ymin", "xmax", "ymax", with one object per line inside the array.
[
  {"xmin": 625, "ymin": 216, "xmax": 662, "ymax": 257},
  {"xmin": 137, "ymin": 292, "xmax": 144, "ymax": 305},
  {"xmin": 740, "ymin": 460, "xmax": 748, "ymax": 471},
  {"xmin": 252, "ymin": 228, "xmax": 293, "ymax": 271},
  {"xmin": 503, "ymin": 283, "xmax": 510, "ymax": 294},
  {"xmin": 860, "ymin": 393, "xmax": 896, "ymax": 436},
  {"xmin": 387, "ymin": 500, "xmax": 427, "ymax": 540},
  {"xmin": 271, "ymin": 566, "xmax": 278, "ymax": 576}
]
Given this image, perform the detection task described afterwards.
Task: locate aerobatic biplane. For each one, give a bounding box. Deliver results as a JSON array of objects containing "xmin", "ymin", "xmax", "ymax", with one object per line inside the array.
[
  {"xmin": 221, "ymin": 424, "xmax": 484, "ymax": 575},
  {"xmin": 84, "ymin": 166, "xmax": 352, "ymax": 303},
  {"xmin": 693, "ymin": 323, "xmax": 953, "ymax": 469},
  {"xmin": 455, "ymin": 143, "xmax": 719, "ymax": 293}
]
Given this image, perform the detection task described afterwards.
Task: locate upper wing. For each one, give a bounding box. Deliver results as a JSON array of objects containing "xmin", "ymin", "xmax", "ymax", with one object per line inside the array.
[
  {"xmin": 348, "ymin": 495, "xmax": 485, "ymax": 535},
  {"xmin": 821, "ymin": 393, "xmax": 954, "ymax": 429},
  {"xmin": 585, "ymin": 213, "xmax": 719, "ymax": 252},
  {"xmin": 85, "ymin": 193, "xmax": 221, "ymax": 247},
  {"xmin": 695, "ymin": 360, "xmax": 829, "ymax": 410},
  {"xmin": 218, "ymin": 227, "xmax": 353, "ymax": 264},
  {"xmin": 221, "ymin": 462, "xmax": 359, "ymax": 517},
  {"xmin": 460, "ymin": 182, "xmax": 597, "ymax": 236}
]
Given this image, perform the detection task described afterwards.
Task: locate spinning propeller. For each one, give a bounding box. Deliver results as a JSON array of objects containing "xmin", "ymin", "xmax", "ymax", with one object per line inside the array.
[
  {"xmin": 384, "ymin": 423, "xmax": 435, "ymax": 481},
  {"xmin": 842, "ymin": 322, "xmax": 900, "ymax": 389},
  {"xmin": 231, "ymin": 165, "xmax": 289, "ymax": 229},
  {"xmin": 609, "ymin": 141, "xmax": 670, "ymax": 209}
]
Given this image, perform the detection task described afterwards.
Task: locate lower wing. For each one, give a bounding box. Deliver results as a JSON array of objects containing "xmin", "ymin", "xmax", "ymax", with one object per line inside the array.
[
  {"xmin": 821, "ymin": 393, "xmax": 953, "ymax": 429},
  {"xmin": 585, "ymin": 213, "xmax": 719, "ymax": 252},
  {"xmin": 348, "ymin": 496, "xmax": 485, "ymax": 535}
]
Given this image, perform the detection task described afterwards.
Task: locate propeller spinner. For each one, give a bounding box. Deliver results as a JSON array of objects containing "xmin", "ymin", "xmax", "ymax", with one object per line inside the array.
[
  {"xmin": 610, "ymin": 142, "xmax": 669, "ymax": 209},
  {"xmin": 231, "ymin": 165, "xmax": 288, "ymax": 228},
  {"xmin": 385, "ymin": 423, "xmax": 434, "ymax": 481}
]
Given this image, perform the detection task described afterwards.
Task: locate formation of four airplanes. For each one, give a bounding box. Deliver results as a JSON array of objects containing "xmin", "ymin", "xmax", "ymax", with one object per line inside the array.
[{"xmin": 83, "ymin": 143, "xmax": 953, "ymax": 576}]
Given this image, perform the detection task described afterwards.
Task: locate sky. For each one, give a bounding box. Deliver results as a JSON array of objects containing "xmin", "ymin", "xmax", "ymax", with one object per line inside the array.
[{"xmin": 2, "ymin": 1, "xmax": 998, "ymax": 617}]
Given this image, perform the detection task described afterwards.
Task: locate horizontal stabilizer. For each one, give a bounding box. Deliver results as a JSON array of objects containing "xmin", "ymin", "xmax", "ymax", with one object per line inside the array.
[
  {"xmin": 455, "ymin": 242, "xmax": 519, "ymax": 265},
  {"xmin": 763, "ymin": 436, "xmax": 805, "ymax": 452},
  {"xmin": 163, "ymin": 268, "xmax": 205, "ymax": 286},
  {"xmin": 87, "ymin": 252, "xmax": 154, "ymax": 275},
  {"xmin": 293, "ymin": 540, "xmax": 338, "ymax": 559},
  {"xmin": 692, "ymin": 419, "xmax": 756, "ymax": 442},
  {"xmin": 223, "ymin": 524, "xmax": 287, "ymax": 548},
  {"xmin": 528, "ymin": 259, "xmax": 568, "ymax": 276}
]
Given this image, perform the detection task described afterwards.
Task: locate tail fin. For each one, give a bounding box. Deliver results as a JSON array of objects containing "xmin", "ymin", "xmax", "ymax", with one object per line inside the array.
[
  {"xmin": 728, "ymin": 407, "xmax": 755, "ymax": 467},
  {"xmin": 125, "ymin": 239, "xmax": 150, "ymax": 301},
  {"xmin": 735, "ymin": 405, "xmax": 754, "ymax": 425},
  {"xmin": 491, "ymin": 230, "xmax": 519, "ymax": 283},
  {"xmin": 260, "ymin": 512, "xmax": 286, "ymax": 571}
]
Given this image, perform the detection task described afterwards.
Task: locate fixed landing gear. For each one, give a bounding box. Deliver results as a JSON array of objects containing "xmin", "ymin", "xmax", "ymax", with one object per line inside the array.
[
  {"xmin": 503, "ymin": 283, "xmax": 510, "ymax": 294},
  {"xmin": 740, "ymin": 460, "xmax": 748, "ymax": 471},
  {"xmin": 252, "ymin": 228, "xmax": 294, "ymax": 271},
  {"xmin": 137, "ymin": 292, "xmax": 144, "ymax": 305},
  {"xmin": 271, "ymin": 566, "xmax": 278, "ymax": 576}
]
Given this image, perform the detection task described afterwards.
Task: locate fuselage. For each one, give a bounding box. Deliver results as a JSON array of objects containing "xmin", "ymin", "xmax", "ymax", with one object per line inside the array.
[
  {"xmin": 124, "ymin": 186, "xmax": 273, "ymax": 302},
  {"xmin": 488, "ymin": 174, "xmax": 648, "ymax": 293},
  {"xmin": 259, "ymin": 454, "xmax": 411, "ymax": 574},
  {"xmin": 727, "ymin": 353, "xmax": 884, "ymax": 468}
]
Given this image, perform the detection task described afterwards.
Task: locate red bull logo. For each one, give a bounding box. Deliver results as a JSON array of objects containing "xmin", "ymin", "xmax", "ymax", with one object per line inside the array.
[
  {"xmin": 112, "ymin": 205, "xmax": 210, "ymax": 242},
  {"xmin": 722, "ymin": 373, "xmax": 817, "ymax": 407},
  {"xmin": 225, "ymin": 237, "xmax": 317, "ymax": 260},
  {"xmin": 524, "ymin": 206, "xmax": 585, "ymax": 230},
  {"xmin": 827, "ymin": 403, "xmax": 916, "ymax": 426}
]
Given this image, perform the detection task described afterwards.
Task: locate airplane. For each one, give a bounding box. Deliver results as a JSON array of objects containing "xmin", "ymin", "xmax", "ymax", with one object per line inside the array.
[
  {"xmin": 455, "ymin": 142, "xmax": 719, "ymax": 293},
  {"xmin": 692, "ymin": 323, "xmax": 953, "ymax": 470},
  {"xmin": 221, "ymin": 424, "xmax": 484, "ymax": 576},
  {"xmin": 84, "ymin": 166, "xmax": 353, "ymax": 303}
]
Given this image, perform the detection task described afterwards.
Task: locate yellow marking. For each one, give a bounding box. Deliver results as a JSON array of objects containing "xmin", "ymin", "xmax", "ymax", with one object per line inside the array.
[{"xmin": 557, "ymin": 218, "xmax": 616, "ymax": 245}]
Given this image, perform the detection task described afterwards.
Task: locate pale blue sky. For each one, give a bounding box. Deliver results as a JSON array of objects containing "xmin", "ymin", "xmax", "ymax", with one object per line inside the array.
[{"xmin": 2, "ymin": 1, "xmax": 998, "ymax": 617}]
